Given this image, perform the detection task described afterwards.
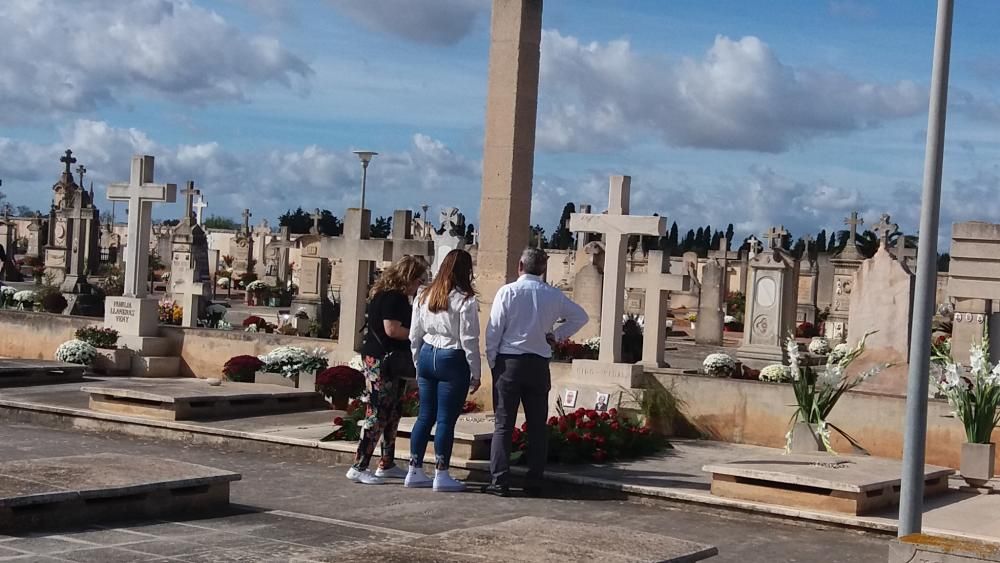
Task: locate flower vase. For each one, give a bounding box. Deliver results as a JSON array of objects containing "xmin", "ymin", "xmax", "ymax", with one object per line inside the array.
[
  {"xmin": 960, "ymin": 442, "xmax": 996, "ymax": 489},
  {"xmin": 789, "ymin": 422, "xmax": 825, "ymax": 453}
]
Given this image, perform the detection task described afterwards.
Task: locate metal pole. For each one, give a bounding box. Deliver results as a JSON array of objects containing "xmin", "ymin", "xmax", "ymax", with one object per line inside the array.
[
  {"xmin": 899, "ymin": 0, "xmax": 954, "ymax": 537},
  {"xmin": 360, "ymin": 162, "xmax": 369, "ymax": 211}
]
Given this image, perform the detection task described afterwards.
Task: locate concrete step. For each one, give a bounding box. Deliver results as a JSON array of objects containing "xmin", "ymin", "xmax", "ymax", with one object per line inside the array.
[{"xmin": 130, "ymin": 356, "xmax": 181, "ymax": 378}]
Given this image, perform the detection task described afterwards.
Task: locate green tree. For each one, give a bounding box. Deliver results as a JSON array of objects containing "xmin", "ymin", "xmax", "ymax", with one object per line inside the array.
[
  {"xmin": 725, "ymin": 223, "xmax": 735, "ymax": 250},
  {"xmin": 549, "ymin": 203, "xmax": 576, "ymax": 250},
  {"xmin": 280, "ymin": 207, "xmax": 342, "ymax": 235},
  {"xmin": 465, "ymin": 223, "xmax": 476, "ymax": 245},
  {"xmin": 938, "ymin": 253, "xmax": 951, "ymax": 272},
  {"xmin": 370, "ymin": 216, "xmax": 392, "ymax": 238},
  {"xmin": 816, "ymin": 230, "xmax": 828, "ymax": 253},
  {"xmin": 203, "ymin": 215, "xmax": 239, "ymax": 230}
]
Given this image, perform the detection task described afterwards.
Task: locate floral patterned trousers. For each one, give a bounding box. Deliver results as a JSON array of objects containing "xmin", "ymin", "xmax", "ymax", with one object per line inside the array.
[{"xmin": 351, "ymin": 356, "xmax": 406, "ymax": 471}]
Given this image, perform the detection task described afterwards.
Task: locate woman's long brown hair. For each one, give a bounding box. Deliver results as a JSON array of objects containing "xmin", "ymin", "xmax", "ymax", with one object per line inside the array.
[
  {"xmin": 419, "ymin": 249, "xmax": 475, "ymax": 313},
  {"xmin": 369, "ymin": 255, "xmax": 428, "ymax": 299}
]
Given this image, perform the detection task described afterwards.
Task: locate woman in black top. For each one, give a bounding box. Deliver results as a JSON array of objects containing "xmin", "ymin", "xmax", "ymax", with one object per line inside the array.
[{"xmin": 346, "ymin": 255, "xmax": 428, "ymax": 485}]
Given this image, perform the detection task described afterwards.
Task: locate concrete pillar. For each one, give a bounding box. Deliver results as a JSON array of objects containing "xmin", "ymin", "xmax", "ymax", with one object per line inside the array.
[{"xmin": 476, "ymin": 0, "xmax": 543, "ymax": 315}]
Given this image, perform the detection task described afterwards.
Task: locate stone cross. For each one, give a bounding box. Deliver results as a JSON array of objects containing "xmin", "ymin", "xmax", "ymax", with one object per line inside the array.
[
  {"xmin": 570, "ymin": 176, "xmax": 666, "ymax": 363},
  {"xmin": 310, "ymin": 209, "xmax": 322, "ymax": 235},
  {"xmin": 75, "ymin": 164, "xmax": 87, "ymax": 187},
  {"xmin": 330, "ymin": 208, "xmax": 392, "ymax": 354},
  {"xmin": 272, "ymin": 226, "xmax": 294, "ymax": 284},
  {"xmin": 575, "ymin": 204, "xmax": 593, "ymax": 254},
  {"xmin": 107, "ymin": 155, "xmax": 177, "ymax": 298},
  {"xmin": 173, "ymin": 272, "xmax": 207, "ymax": 328},
  {"xmin": 746, "ymin": 235, "xmax": 762, "ymax": 260},
  {"xmin": 181, "ymin": 182, "xmax": 200, "ymax": 223},
  {"xmin": 252, "ymin": 219, "xmax": 270, "ymax": 277},
  {"xmin": 390, "ymin": 209, "xmax": 433, "ymax": 262},
  {"xmin": 472, "ymin": 229, "xmax": 480, "ymax": 247},
  {"xmin": 625, "ymin": 250, "xmax": 690, "ymax": 367},
  {"xmin": 844, "ymin": 211, "xmax": 864, "ymax": 246},
  {"xmin": 241, "ymin": 209, "xmax": 252, "ymax": 234},
  {"xmin": 872, "ymin": 213, "xmax": 898, "ymax": 250},
  {"xmin": 193, "ymin": 195, "xmax": 207, "ymax": 227},
  {"xmin": 763, "ymin": 226, "xmax": 788, "ymax": 250},
  {"xmin": 60, "ymin": 191, "xmax": 96, "ymax": 292},
  {"xmin": 60, "ymin": 149, "xmax": 77, "ymax": 178}
]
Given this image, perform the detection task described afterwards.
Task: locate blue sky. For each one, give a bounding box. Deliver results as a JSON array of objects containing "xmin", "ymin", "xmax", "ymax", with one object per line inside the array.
[{"xmin": 3, "ymin": 0, "xmax": 1000, "ymax": 246}]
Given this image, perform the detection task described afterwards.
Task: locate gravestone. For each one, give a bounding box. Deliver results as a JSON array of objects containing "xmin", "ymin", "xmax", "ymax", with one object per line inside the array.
[
  {"xmin": 105, "ymin": 155, "xmax": 179, "ymax": 377},
  {"xmin": 329, "ymin": 208, "xmax": 392, "ymax": 354},
  {"xmin": 573, "ymin": 241, "xmax": 604, "ymax": 341},
  {"xmin": 948, "ymin": 221, "xmax": 1000, "ymax": 364},
  {"xmin": 391, "ymin": 209, "xmax": 433, "ymax": 263},
  {"xmin": 292, "ymin": 236, "xmax": 332, "ymax": 335},
  {"xmin": 0, "ymin": 213, "xmax": 22, "ymax": 282},
  {"xmin": 99, "ymin": 222, "xmax": 121, "ymax": 266},
  {"xmin": 26, "ymin": 214, "xmax": 45, "ymax": 259},
  {"xmin": 670, "ymin": 252, "xmax": 701, "ymax": 310},
  {"xmin": 43, "ymin": 151, "xmax": 80, "ymax": 286},
  {"xmin": 432, "ymin": 207, "xmax": 467, "ymax": 276},
  {"xmin": 695, "ymin": 258, "xmax": 725, "ymax": 346},
  {"xmin": 59, "ymin": 190, "xmax": 95, "ymax": 293},
  {"xmin": 847, "ymin": 215, "xmax": 914, "ymax": 395},
  {"xmin": 825, "ymin": 211, "xmax": 865, "ymax": 342},
  {"xmin": 169, "ymin": 182, "xmax": 211, "ymax": 299},
  {"xmin": 252, "ymin": 219, "xmax": 271, "ymax": 278},
  {"xmin": 263, "ymin": 226, "xmax": 293, "ymax": 289},
  {"xmin": 228, "ymin": 208, "xmax": 254, "ymax": 279},
  {"xmin": 797, "ymin": 258, "xmax": 819, "ymax": 324},
  {"xmin": 173, "ymin": 271, "xmax": 208, "ymax": 328},
  {"xmin": 738, "ymin": 226, "xmax": 799, "ymax": 368},
  {"xmin": 627, "ymin": 250, "xmax": 690, "ymax": 366}
]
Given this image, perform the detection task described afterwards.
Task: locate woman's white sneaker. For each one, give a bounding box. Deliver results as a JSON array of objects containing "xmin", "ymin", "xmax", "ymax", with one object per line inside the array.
[
  {"xmin": 433, "ymin": 470, "xmax": 465, "ymax": 492},
  {"xmin": 404, "ymin": 467, "xmax": 433, "ymax": 488},
  {"xmin": 345, "ymin": 468, "xmax": 384, "ymax": 485},
  {"xmin": 375, "ymin": 465, "xmax": 408, "ymax": 479}
]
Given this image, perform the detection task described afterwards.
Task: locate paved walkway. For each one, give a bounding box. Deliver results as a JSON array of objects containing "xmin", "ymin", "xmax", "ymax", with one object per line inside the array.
[
  {"xmin": 3, "ymin": 377, "xmax": 998, "ymax": 547},
  {"xmin": 0, "ymin": 423, "xmax": 889, "ymax": 562}
]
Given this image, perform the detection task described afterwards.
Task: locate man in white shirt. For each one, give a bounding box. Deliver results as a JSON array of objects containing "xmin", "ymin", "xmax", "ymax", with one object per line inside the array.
[{"xmin": 483, "ymin": 248, "xmax": 588, "ymax": 497}]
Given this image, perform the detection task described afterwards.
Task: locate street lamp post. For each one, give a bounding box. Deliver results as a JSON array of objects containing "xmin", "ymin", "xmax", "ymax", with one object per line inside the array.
[
  {"xmin": 898, "ymin": 0, "xmax": 955, "ymax": 537},
  {"xmin": 352, "ymin": 151, "xmax": 378, "ymax": 211}
]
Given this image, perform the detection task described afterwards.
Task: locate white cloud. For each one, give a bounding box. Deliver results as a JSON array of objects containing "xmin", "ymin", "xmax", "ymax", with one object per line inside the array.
[
  {"xmin": 0, "ymin": 0, "xmax": 311, "ymax": 121},
  {"xmin": 327, "ymin": 0, "xmax": 486, "ymax": 45},
  {"xmin": 538, "ymin": 32, "xmax": 925, "ymax": 153},
  {"xmin": 1, "ymin": 121, "xmax": 479, "ymax": 223}
]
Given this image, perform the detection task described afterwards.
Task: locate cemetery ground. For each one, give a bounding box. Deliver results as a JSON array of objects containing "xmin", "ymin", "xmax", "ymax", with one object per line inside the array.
[{"xmin": 0, "ymin": 421, "xmax": 891, "ymax": 563}]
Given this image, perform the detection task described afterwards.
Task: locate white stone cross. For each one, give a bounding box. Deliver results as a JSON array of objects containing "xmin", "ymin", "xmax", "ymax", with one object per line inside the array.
[
  {"xmin": 570, "ymin": 176, "xmax": 666, "ymax": 363},
  {"xmin": 310, "ymin": 208, "xmax": 322, "ymax": 235},
  {"xmin": 763, "ymin": 225, "xmax": 788, "ymax": 250},
  {"xmin": 108, "ymin": 155, "xmax": 177, "ymax": 298},
  {"xmin": 872, "ymin": 213, "xmax": 899, "ymax": 250},
  {"xmin": 844, "ymin": 211, "xmax": 864, "ymax": 246},
  {"xmin": 390, "ymin": 209, "xmax": 433, "ymax": 262},
  {"xmin": 252, "ymin": 219, "xmax": 270, "ymax": 276},
  {"xmin": 330, "ymin": 208, "xmax": 393, "ymax": 354},
  {"xmin": 626, "ymin": 250, "xmax": 690, "ymax": 367},
  {"xmin": 181, "ymin": 182, "xmax": 200, "ymax": 224},
  {"xmin": 193, "ymin": 195, "xmax": 207, "ymax": 227},
  {"xmin": 272, "ymin": 226, "xmax": 294, "ymax": 284}
]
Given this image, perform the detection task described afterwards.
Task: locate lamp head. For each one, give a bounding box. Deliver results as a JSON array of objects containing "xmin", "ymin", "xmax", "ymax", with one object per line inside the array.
[{"xmin": 353, "ymin": 150, "xmax": 378, "ymax": 165}]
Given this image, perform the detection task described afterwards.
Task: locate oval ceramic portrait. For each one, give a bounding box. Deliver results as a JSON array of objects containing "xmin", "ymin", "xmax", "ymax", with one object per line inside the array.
[{"xmin": 756, "ymin": 277, "xmax": 777, "ymax": 308}]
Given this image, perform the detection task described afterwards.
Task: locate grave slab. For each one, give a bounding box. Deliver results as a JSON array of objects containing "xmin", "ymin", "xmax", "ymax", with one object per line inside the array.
[
  {"xmin": 395, "ymin": 414, "xmax": 508, "ymax": 462},
  {"xmin": 0, "ymin": 359, "xmax": 87, "ymax": 387},
  {"xmin": 340, "ymin": 516, "xmax": 718, "ymax": 562},
  {"xmin": 0, "ymin": 453, "xmax": 240, "ymax": 532},
  {"xmin": 81, "ymin": 379, "xmax": 324, "ymax": 421},
  {"xmin": 704, "ymin": 454, "xmax": 954, "ymax": 515},
  {"xmin": 891, "ymin": 534, "xmax": 1000, "ymax": 562}
]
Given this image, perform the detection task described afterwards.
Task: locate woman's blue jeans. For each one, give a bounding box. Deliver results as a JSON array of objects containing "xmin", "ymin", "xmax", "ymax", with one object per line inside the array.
[{"xmin": 409, "ymin": 345, "xmax": 471, "ymax": 470}]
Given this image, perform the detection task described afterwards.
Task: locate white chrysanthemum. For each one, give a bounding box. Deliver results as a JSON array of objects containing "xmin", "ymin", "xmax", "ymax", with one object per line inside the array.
[
  {"xmin": 703, "ymin": 353, "xmax": 736, "ymax": 377},
  {"xmin": 216, "ymin": 277, "xmax": 231, "ymax": 288},
  {"xmin": 54, "ymin": 340, "xmax": 97, "ymax": 365},
  {"xmin": 258, "ymin": 345, "xmax": 328, "ymax": 378},
  {"xmin": 808, "ymin": 338, "xmax": 831, "ymax": 355},
  {"xmin": 759, "ymin": 364, "xmax": 791, "ymax": 383},
  {"xmin": 0, "ymin": 286, "xmax": 16, "ymax": 296},
  {"xmin": 583, "ymin": 337, "xmax": 601, "ymax": 352},
  {"xmin": 13, "ymin": 290, "xmax": 37, "ymax": 302}
]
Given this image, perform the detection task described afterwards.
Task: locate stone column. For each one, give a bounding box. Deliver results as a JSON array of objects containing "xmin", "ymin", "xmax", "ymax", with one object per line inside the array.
[
  {"xmin": 476, "ymin": 0, "xmax": 543, "ymax": 322},
  {"xmin": 695, "ymin": 259, "xmax": 725, "ymax": 346}
]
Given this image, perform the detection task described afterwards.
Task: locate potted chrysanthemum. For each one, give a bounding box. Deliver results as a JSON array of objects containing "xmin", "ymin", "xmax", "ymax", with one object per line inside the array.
[
  {"xmin": 54, "ymin": 339, "xmax": 98, "ymax": 366},
  {"xmin": 75, "ymin": 326, "xmax": 127, "ymax": 374},
  {"xmin": 256, "ymin": 345, "xmax": 329, "ymax": 390},
  {"xmin": 935, "ymin": 331, "xmax": 1000, "ymax": 489},
  {"xmin": 702, "ymin": 353, "xmax": 736, "ymax": 378}
]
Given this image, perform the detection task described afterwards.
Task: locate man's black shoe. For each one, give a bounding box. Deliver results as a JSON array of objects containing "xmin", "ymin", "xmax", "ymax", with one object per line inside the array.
[
  {"xmin": 480, "ymin": 484, "xmax": 510, "ymax": 497},
  {"xmin": 523, "ymin": 485, "xmax": 545, "ymax": 498}
]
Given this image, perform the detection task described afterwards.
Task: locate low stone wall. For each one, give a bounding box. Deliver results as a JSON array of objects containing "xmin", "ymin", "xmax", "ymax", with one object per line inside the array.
[
  {"xmin": 0, "ymin": 310, "xmax": 94, "ymax": 360},
  {"xmin": 651, "ymin": 372, "xmax": 1000, "ymax": 470}
]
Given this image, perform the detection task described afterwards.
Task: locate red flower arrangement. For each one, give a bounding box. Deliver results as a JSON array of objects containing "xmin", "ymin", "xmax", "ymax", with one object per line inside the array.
[
  {"xmin": 512, "ymin": 406, "xmax": 666, "ymax": 464},
  {"xmin": 223, "ymin": 355, "xmax": 264, "ymax": 382},
  {"xmin": 796, "ymin": 321, "xmax": 819, "ymax": 338},
  {"xmin": 321, "ymin": 399, "xmax": 365, "ymax": 442},
  {"xmin": 551, "ymin": 339, "xmax": 598, "ymax": 362},
  {"xmin": 316, "ymin": 365, "xmax": 365, "ymax": 408},
  {"xmin": 242, "ymin": 315, "xmax": 270, "ymax": 331}
]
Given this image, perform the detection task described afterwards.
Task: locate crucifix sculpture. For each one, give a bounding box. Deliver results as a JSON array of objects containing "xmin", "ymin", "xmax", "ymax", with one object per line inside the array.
[
  {"xmin": 763, "ymin": 225, "xmax": 788, "ymax": 250},
  {"xmin": 844, "ymin": 211, "xmax": 864, "ymax": 247},
  {"xmin": 310, "ymin": 208, "xmax": 322, "ymax": 235},
  {"xmin": 181, "ymin": 182, "xmax": 200, "ymax": 223},
  {"xmin": 872, "ymin": 213, "xmax": 899, "ymax": 250},
  {"xmin": 193, "ymin": 195, "xmax": 207, "ymax": 227},
  {"xmin": 60, "ymin": 149, "xmax": 77, "ymax": 178},
  {"xmin": 75, "ymin": 165, "xmax": 87, "ymax": 187}
]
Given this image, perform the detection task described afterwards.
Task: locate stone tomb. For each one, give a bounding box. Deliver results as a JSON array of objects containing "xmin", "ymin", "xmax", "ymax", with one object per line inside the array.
[
  {"xmin": 395, "ymin": 414, "xmax": 512, "ymax": 462},
  {"xmin": 0, "ymin": 359, "xmax": 87, "ymax": 387},
  {"xmin": 703, "ymin": 454, "xmax": 953, "ymax": 516},
  {"xmin": 948, "ymin": 221, "xmax": 1000, "ymax": 364},
  {"xmin": 340, "ymin": 516, "xmax": 718, "ymax": 563},
  {"xmin": 82, "ymin": 380, "xmax": 324, "ymax": 421},
  {"xmin": 0, "ymin": 453, "xmax": 240, "ymax": 532}
]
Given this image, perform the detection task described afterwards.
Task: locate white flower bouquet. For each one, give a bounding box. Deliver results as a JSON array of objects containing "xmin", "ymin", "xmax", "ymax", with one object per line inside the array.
[
  {"xmin": 54, "ymin": 339, "xmax": 98, "ymax": 366},
  {"xmin": 703, "ymin": 353, "xmax": 736, "ymax": 377},
  {"xmin": 0, "ymin": 286, "xmax": 16, "ymax": 308},
  {"xmin": 827, "ymin": 343, "xmax": 850, "ymax": 364},
  {"xmin": 934, "ymin": 331, "xmax": 1000, "ymax": 444},
  {"xmin": 246, "ymin": 280, "xmax": 270, "ymax": 292},
  {"xmin": 13, "ymin": 290, "xmax": 37, "ymax": 309},
  {"xmin": 216, "ymin": 277, "xmax": 231, "ymax": 289},
  {"xmin": 759, "ymin": 364, "xmax": 792, "ymax": 383},
  {"xmin": 808, "ymin": 337, "xmax": 831, "ymax": 355},
  {"xmin": 258, "ymin": 345, "xmax": 329, "ymax": 378},
  {"xmin": 582, "ymin": 337, "xmax": 601, "ymax": 354}
]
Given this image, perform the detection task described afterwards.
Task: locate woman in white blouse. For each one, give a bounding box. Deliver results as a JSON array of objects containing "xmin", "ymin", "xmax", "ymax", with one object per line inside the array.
[{"xmin": 406, "ymin": 249, "xmax": 481, "ymax": 492}]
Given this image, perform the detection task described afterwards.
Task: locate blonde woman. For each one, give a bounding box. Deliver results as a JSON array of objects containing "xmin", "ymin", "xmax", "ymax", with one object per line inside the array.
[{"xmin": 346, "ymin": 256, "xmax": 428, "ymax": 485}]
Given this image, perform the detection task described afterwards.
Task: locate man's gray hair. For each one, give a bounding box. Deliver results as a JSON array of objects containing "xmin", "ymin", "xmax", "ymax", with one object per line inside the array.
[{"xmin": 520, "ymin": 247, "xmax": 548, "ymax": 276}]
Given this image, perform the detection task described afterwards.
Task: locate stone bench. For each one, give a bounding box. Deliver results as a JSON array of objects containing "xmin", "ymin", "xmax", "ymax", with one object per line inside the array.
[
  {"xmin": 0, "ymin": 453, "xmax": 240, "ymax": 532},
  {"xmin": 0, "ymin": 359, "xmax": 87, "ymax": 387},
  {"xmin": 82, "ymin": 379, "xmax": 325, "ymax": 421},
  {"xmin": 891, "ymin": 534, "xmax": 1000, "ymax": 562},
  {"xmin": 704, "ymin": 454, "xmax": 954, "ymax": 516}
]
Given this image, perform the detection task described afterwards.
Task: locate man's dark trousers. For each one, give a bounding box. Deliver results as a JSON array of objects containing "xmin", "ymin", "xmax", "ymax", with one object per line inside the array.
[{"xmin": 489, "ymin": 353, "xmax": 551, "ymax": 487}]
